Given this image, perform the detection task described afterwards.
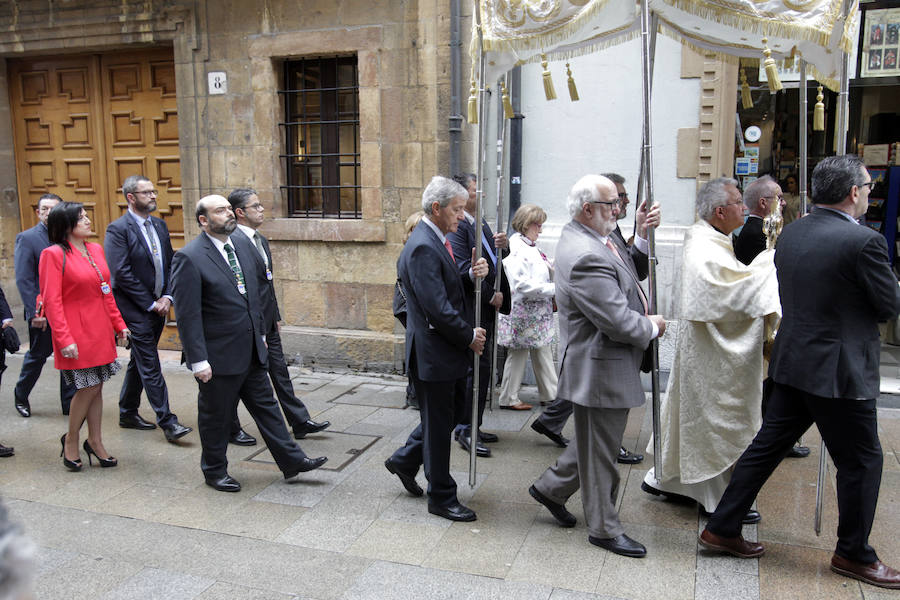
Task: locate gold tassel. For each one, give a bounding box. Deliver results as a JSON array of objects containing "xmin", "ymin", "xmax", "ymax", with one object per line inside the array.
[
  {"xmin": 783, "ymin": 47, "xmax": 796, "ymax": 70},
  {"xmin": 762, "ymin": 37, "xmax": 782, "ymax": 92},
  {"xmin": 467, "ymin": 75, "xmax": 478, "ymax": 124},
  {"xmin": 813, "ymin": 86, "xmax": 825, "ymax": 132},
  {"xmin": 500, "ymin": 81, "xmax": 514, "ymax": 119},
  {"xmin": 566, "ymin": 63, "xmax": 579, "ymax": 101},
  {"xmin": 740, "ymin": 69, "xmax": 753, "ymax": 110},
  {"xmin": 541, "ymin": 54, "xmax": 557, "ymax": 101}
]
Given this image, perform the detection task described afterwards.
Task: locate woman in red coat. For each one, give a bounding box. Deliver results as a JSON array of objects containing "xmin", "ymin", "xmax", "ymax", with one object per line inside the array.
[{"xmin": 39, "ymin": 202, "xmax": 129, "ymax": 471}]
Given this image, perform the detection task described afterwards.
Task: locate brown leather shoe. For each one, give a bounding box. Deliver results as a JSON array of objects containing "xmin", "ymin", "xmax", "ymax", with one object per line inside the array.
[
  {"xmin": 500, "ymin": 402, "xmax": 533, "ymax": 411},
  {"xmin": 698, "ymin": 529, "xmax": 764, "ymax": 558},
  {"xmin": 831, "ymin": 554, "xmax": 900, "ymax": 589}
]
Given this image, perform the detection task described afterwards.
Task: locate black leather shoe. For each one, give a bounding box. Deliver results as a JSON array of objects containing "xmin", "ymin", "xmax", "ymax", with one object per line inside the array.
[
  {"xmin": 641, "ymin": 481, "xmax": 695, "ymax": 505},
  {"xmin": 162, "ymin": 422, "xmax": 193, "ymax": 443},
  {"xmin": 787, "ymin": 445, "xmax": 811, "ymax": 458},
  {"xmin": 293, "ymin": 419, "xmax": 331, "ymax": 439},
  {"xmin": 529, "ymin": 485, "xmax": 576, "ymax": 527},
  {"xmin": 428, "ymin": 502, "xmax": 476, "ymax": 522},
  {"xmin": 119, "ymin": 413, "xmax": 156, "ymax": 430},
  {"xmin": 618, "ymin": 446, "xmax": 643, "ymax": 464},
  {"xmin": 0, "ymin": 443, "xmax": 14, "ymax": 457},
  {"xmin": 283, "ymin": 456, "xmax": 328, "ymax": 479},
  {"xmin": 458, "ymin": 434, "xmax": 491, "ymax": 457},
  {"xmin": 14, "ymin": 398, "xmax": 31, "ymax": 418},
  {"xmin": 385, "ymin": 458, "xmax": 424, "ymax": 497},
  {"xmin": 698, "ymin": 505, "xmax": 761, "ymax": 525},
  {"xmin": 530, "ymin": 419, "xmax": 569, "ymax": 448},
  {"xmin": 478, "ymin": 430, "xmax": 498, "ymax": 444},
  {"xmin": 229, "ymin": 429, "xmax": 257, "ymax": 446},
  {"xmin": 205, "ymin": 474, "xmax": 241, "ymax": 492},
  {"xmin": 589, "ymin": 534, "xmax": 647, "ymax": 558}
]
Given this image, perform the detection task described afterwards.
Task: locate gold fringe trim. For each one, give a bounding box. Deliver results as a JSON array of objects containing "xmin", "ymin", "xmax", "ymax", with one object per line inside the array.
[
  {"xmin": 813, "ymin": 85, "xmax": 825, "ymax": 131},
  {"xmin": 566, "ymin": 62, "xmax": 579, "ymax": 102},
  {"xmin": 740, "ymin": 68, "xmax": 753, "ymax": 109},
  {"xmin": 541, "ymin": 54, "xmax": 557, "ymax": 100},
  {"xmin": 501, "ymin": 80, "xmax": 514, "ymax": 119}
]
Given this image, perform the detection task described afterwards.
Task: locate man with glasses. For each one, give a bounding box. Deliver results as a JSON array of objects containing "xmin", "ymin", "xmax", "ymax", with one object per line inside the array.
[
  {"xmin": 13, "ymin": 193, "xmax": 76, "ymax": 417},
  {"xmin": 105, "ymin": 175, "xmax": 192, "ymax": 442},
  {"xmin": 226, "ymin": 188, "xmax": 330, "ymax": 444},
  {"xmin": 528, "ymin": 174, "xmax": 666, "ymax": 557},
  {"xmin": 641, "ymin": 178, "xmax": 779, "ymax": 524},
  {"xmin": 701, "ymin": 155, "xmax": 900, "ymax": 590}
]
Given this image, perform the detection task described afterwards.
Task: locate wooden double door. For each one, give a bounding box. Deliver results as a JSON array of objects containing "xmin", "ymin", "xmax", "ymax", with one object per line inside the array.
[{"xmin": 8, "ymin": 47, "xmax": 184, "ymax": 248}]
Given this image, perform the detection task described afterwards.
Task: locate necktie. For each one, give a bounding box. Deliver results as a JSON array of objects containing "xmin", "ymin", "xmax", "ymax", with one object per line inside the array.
[
  {"xmin": 223, "ymin": 243, "xmax": 246, "ymax": 294},
  {"xmin": 253, "ymin": 232, "xmax": 268, "ymax": 268},
  {"xmin": 144, "ymin": 220, "xmax": 164, "ymax": 297},
  {"xmin": 444, "ymin": 239, "xmax": 455, "ymax": 262},
  {"xmin": 606, "ymin": 239, "xmax": 649, "ymax": 314}
]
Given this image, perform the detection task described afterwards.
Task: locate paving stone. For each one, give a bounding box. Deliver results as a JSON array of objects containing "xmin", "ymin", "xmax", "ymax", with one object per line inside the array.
[
  {"xmin": 195, "ymin": 581, "xmax": 298, "ymax": 599},
  {"xmin": 695, "ymin": 567, "xmax": 759, "ymax": 600},
  {"xmin": 99, "ymin": 566, "xmax": 215, "ymax": 599},
  {"xmin": 345, "ymin": 518, "xmax": 447, "ymax": 564},
  {"xmin": 34, "ymin": 552, "xmax": 144, "ymax": 600}
]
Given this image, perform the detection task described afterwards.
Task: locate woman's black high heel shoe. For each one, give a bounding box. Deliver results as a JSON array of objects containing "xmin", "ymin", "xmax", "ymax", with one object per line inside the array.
[
  {"xmin": 60, "ymin": 434, "xmax": 83, "ymax": 472},
  {"xmin": 83, "ymin": 440, "xmax": 118, "ymax": 468}
]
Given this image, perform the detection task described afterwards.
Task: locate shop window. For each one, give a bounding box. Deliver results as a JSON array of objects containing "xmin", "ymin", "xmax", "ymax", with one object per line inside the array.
[{"xmin": 280, "ymin": 56, "xmax": 360, "ymax": 218}]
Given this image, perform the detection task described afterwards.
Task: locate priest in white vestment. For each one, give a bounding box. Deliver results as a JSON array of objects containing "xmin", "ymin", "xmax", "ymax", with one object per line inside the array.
[{"xmin": 643, "ymin": 178, "xmax": 780, "ymax": 519}]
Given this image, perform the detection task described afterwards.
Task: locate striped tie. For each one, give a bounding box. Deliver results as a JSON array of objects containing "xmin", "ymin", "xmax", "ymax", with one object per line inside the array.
[
  {"xmin": 144, "ymin": 220, "xmax": 164, "ymax": 297},
  {"xmin": 223, "ymin": 243, "xmax": 246, "ymax": 294}
]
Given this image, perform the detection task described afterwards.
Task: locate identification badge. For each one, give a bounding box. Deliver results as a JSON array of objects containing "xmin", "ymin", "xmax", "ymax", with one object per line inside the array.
[
  {"xmin": 101, "ymin": 281, "xmax": 112, "ymax": 295},
  {"xmin": 266, "ymin": 269, "xmax": 273, "ymax": 281},
  {"xmin": 237, "ymin": 282, "xmax": 247, "ymax": 295}
]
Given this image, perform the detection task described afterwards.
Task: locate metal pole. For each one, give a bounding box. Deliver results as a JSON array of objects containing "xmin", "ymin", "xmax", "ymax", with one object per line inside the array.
[
  {"xmin": 449, "ymin": 0, "xmax": 463, "ymax": 176},
  {"xmin": 639, "ymin": 1, "xmax": 663, "ymax": 479},
  {"xmin": 470, "ymin": 0, "xmax": 488, "ymax": 487},
  {"xmin": 815, "ymin": 0, "xmax": 852, "ymax": 536},
  {"xmin": 635, "ymin": 13, "xmax": 658, "ymax": 214},
  {"xmin": 799, "ymin": 60, "xmax": 808, "ymax": 215},
  {"xmin": 487, "ymin": 74, "xmax": 510, "ymax": 414}
]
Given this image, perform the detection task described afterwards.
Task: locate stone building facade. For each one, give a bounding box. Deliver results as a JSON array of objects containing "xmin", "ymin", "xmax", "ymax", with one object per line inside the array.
[{"xmin": 0, "ymin": 0, "xmax": 476, "ymax": 371}]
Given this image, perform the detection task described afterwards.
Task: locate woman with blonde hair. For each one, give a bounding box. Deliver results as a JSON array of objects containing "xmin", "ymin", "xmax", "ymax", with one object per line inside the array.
[{"xmin": 497, "ymin": 204, "xmax": 557, "ymax": 410}]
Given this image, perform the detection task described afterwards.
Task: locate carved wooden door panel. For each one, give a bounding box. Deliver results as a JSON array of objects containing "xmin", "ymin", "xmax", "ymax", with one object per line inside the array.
[
  {"xmin": 9, "ymin": 55, "xmax": 110, "ymax": 241},
  {"xmin": 100, "ymin": 48, "xmax": 184, "ymax": 249}
]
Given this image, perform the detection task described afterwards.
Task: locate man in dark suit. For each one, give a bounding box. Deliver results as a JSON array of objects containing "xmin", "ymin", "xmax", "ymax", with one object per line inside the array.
[
  {"xmin": 530, "ymin": 173, "xmax": 655, "ymax": 465},
  {"xmin": 227, "ymin": 188, "xmax": 330, "ymax": 441},
  {"xmin": 733, "ymin": 175, "xmax": 783, "ymax": 266},
  {"xmin": 732, "ymin": 175, "xmax": 810, "ymax": 459},
  {"xmin": 1, "ymin": 284, "xmax": 15, "ymax": 456},
  {"xmin": 384, "ymin": 176, "xmax": 488, "ymax": 522},
  {"xmin": 528, "ymin": 175, "xmax": 665, "ymax": 558},
  {"xmin": 700, "ymin": 155, "xmax": 900, "ymax": 589},
  {"xmin": 171, "ymin": 195, "xmax": 327, "ymax": 492},
  {"xmin": 105, "ymin": 175, "xmax": 192, "ymax": 442},
  {"xmin": 448, "ymin": 173, "xmax": 509, "ymax": 458},
  {"xmin": 12, "ymin": 193, "xmax": 76, "ymax": 417}
]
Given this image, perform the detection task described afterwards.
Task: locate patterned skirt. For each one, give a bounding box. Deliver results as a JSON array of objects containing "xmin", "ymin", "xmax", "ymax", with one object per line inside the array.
[
  {"xmin": 62, "ymin": 360, "xmax": 122, "ymax": 390},
  {"xmin": 497, "ymin": 298, "xmax": 555, "ymax": 349}
]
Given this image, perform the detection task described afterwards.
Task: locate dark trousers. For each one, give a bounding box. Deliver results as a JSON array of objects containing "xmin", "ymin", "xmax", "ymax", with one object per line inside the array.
[
  {"xmin": 231, "ymin": 324, "xmax": 311, "ymax": 435},
  {"xmin": 198, "ymin": 360, "xmax": 308, "ymax": 479},
  {"xmin": 14, "ymin": 324, "xmax": 75, "ymax": 412},
  {"xmin": 707, "ymin": 382, "xmax": 882, "ymax": 564},
  {"xmin": 389, "ymin": 364, "xmax": 466, "ymax": 507},
  {"xmin": 118, "ymin": 313, "xmax": 176, "ymax": 428},
  {"xmin": 456, "ymin": 318, "xmax": 493, "ymax": 436},
  {"xmin": 537, "ymin": 396, "xmax": 573, "ymax": 435}
]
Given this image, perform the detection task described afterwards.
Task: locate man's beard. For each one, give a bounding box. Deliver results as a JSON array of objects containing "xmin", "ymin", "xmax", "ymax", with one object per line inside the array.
[{"xmin": 209, "ymin": 219, "xmax": 236, "ymax": 235}]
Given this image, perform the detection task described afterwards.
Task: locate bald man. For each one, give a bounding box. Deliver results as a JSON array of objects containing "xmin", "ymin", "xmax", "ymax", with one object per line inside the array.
[{"xmin": 171, "ymin": 195, "xmax": 326, "ymax": 492}]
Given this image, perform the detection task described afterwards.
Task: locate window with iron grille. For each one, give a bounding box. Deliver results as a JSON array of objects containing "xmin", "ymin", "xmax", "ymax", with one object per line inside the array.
[{"xmin": 280, "ymin": 56, "xmax": 360, "ymax": 218}]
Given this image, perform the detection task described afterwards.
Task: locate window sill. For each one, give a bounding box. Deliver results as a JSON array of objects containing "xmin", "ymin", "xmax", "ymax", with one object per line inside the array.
[{"xmin": 259, "ymin": 218, "xmax": 385, "ymax": 242}]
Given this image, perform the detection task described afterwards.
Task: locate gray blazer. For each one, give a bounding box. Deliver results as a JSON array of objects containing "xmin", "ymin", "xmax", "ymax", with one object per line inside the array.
[{"xmin": 555, "ymin": 220, "xmax": 654, "ymax": 409}]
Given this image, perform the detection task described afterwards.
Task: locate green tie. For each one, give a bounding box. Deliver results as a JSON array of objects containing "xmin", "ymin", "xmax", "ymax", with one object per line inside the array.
[{"xmin": 223, "ymin": 243, "xmax": 246, "ymax": 294}]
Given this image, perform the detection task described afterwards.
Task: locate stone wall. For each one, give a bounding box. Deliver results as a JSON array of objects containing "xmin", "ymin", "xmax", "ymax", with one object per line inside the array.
[{"xmin": 0, "ymin": 0, "xmax": 474, "ymax": 371}]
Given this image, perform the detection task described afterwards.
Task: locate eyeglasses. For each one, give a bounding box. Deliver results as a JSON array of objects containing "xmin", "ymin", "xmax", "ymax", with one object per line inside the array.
[
  {"xmin": 134, "ymin": 189, "xmax": 158, "ymax": 196},
  {"xmin": 245, "ymin": 202, "xmax": 264, "ymax": 211},
  {"xmin": 722, "ymin": 200, "xmax": 744, "ymax": 207},
  {"xmin": 763, "ymin": 194, "xmax": 784, "ymax": 201},
  {"xmin": 617, "ymin": 192, "xmax": 628, "ymax": 200},
  {"xmin": 590, "ymin": 200, "xmax": 619, "ymax": 207},
  {"xmin": 859, "ymin": 181, "xmax": 875, "ymax": 190}
]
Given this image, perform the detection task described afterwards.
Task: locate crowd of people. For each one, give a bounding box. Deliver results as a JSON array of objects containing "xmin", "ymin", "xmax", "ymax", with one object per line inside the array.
[
  {"xmin": 0, "ymin": 178, "xmax": 329, "ymax": 491},
  {"xmin": 1, "ymin": 156, "xmax": 899, "ymax": 589}
]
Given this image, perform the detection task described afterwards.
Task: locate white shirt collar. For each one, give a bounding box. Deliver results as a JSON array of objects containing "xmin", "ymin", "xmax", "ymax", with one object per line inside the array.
[
  {"xmin": 422, "ymin": 215, "xmax": 446, "ymax": 244},
  {"xmin": 463, "ymin": 210, "xmax": 475, "ymax": 225},
  {"xmin": 128, "ymin": 208, "xmax": 150, "ymax": 226},
  {"xmin": 205, "ymin": 232, "xmax": 236, "ymax": 253},
  {"xmin": 237, "ymin": 223, "xmax": 257, "ymax": 239}
]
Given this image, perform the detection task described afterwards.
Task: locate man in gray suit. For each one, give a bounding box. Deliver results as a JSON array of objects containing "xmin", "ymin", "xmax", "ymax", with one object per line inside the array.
[{"xmin": 528, "ymin": 174, "xmax": 666, "ymax": 558}]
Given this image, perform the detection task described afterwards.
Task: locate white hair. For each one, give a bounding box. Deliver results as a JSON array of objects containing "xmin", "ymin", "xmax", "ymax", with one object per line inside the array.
[
  {"xmin": 421, "ymin": 176, "xmax": 468, "ymax": 213},
  {"xmin": 566, "ymin": 174, "xmax": 610, "ymax": 219}
]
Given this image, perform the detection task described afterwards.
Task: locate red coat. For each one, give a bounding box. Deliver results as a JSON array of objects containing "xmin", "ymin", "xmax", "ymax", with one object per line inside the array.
[{"xmin": 38, "ymin": 243, "xmax": 127, "ymax": 370}]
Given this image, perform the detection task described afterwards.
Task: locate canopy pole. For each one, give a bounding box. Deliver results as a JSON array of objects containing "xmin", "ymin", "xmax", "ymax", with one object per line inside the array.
[
  {"xmin": 815, "ymin": 0, "xmax": 853, "ymax": 536},
  {"xmin": 799, "ymin": 59, "xmax": 808, "ymax": 215},
  {"xmin": 638, "ymin": 0, "xmax": 663, "ymax": 479},
  {"xmin": 470, "ymin": 0, "xmax": 488, "ymax": 488}
]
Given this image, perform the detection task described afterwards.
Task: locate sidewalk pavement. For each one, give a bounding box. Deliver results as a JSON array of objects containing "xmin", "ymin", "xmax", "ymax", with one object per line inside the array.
[{"xmin": 1, "ymin": 348, "xmax": 898, "ymax": 600}]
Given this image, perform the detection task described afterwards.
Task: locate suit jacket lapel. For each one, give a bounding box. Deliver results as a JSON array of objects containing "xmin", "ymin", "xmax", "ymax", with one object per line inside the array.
[
  {"xmin": 126, "ymin": 215, "xmax": 155, "ymax": 264},
  {"xmin": 200, "ymin": 233, "xmax": 238, "ymax": 285}
]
